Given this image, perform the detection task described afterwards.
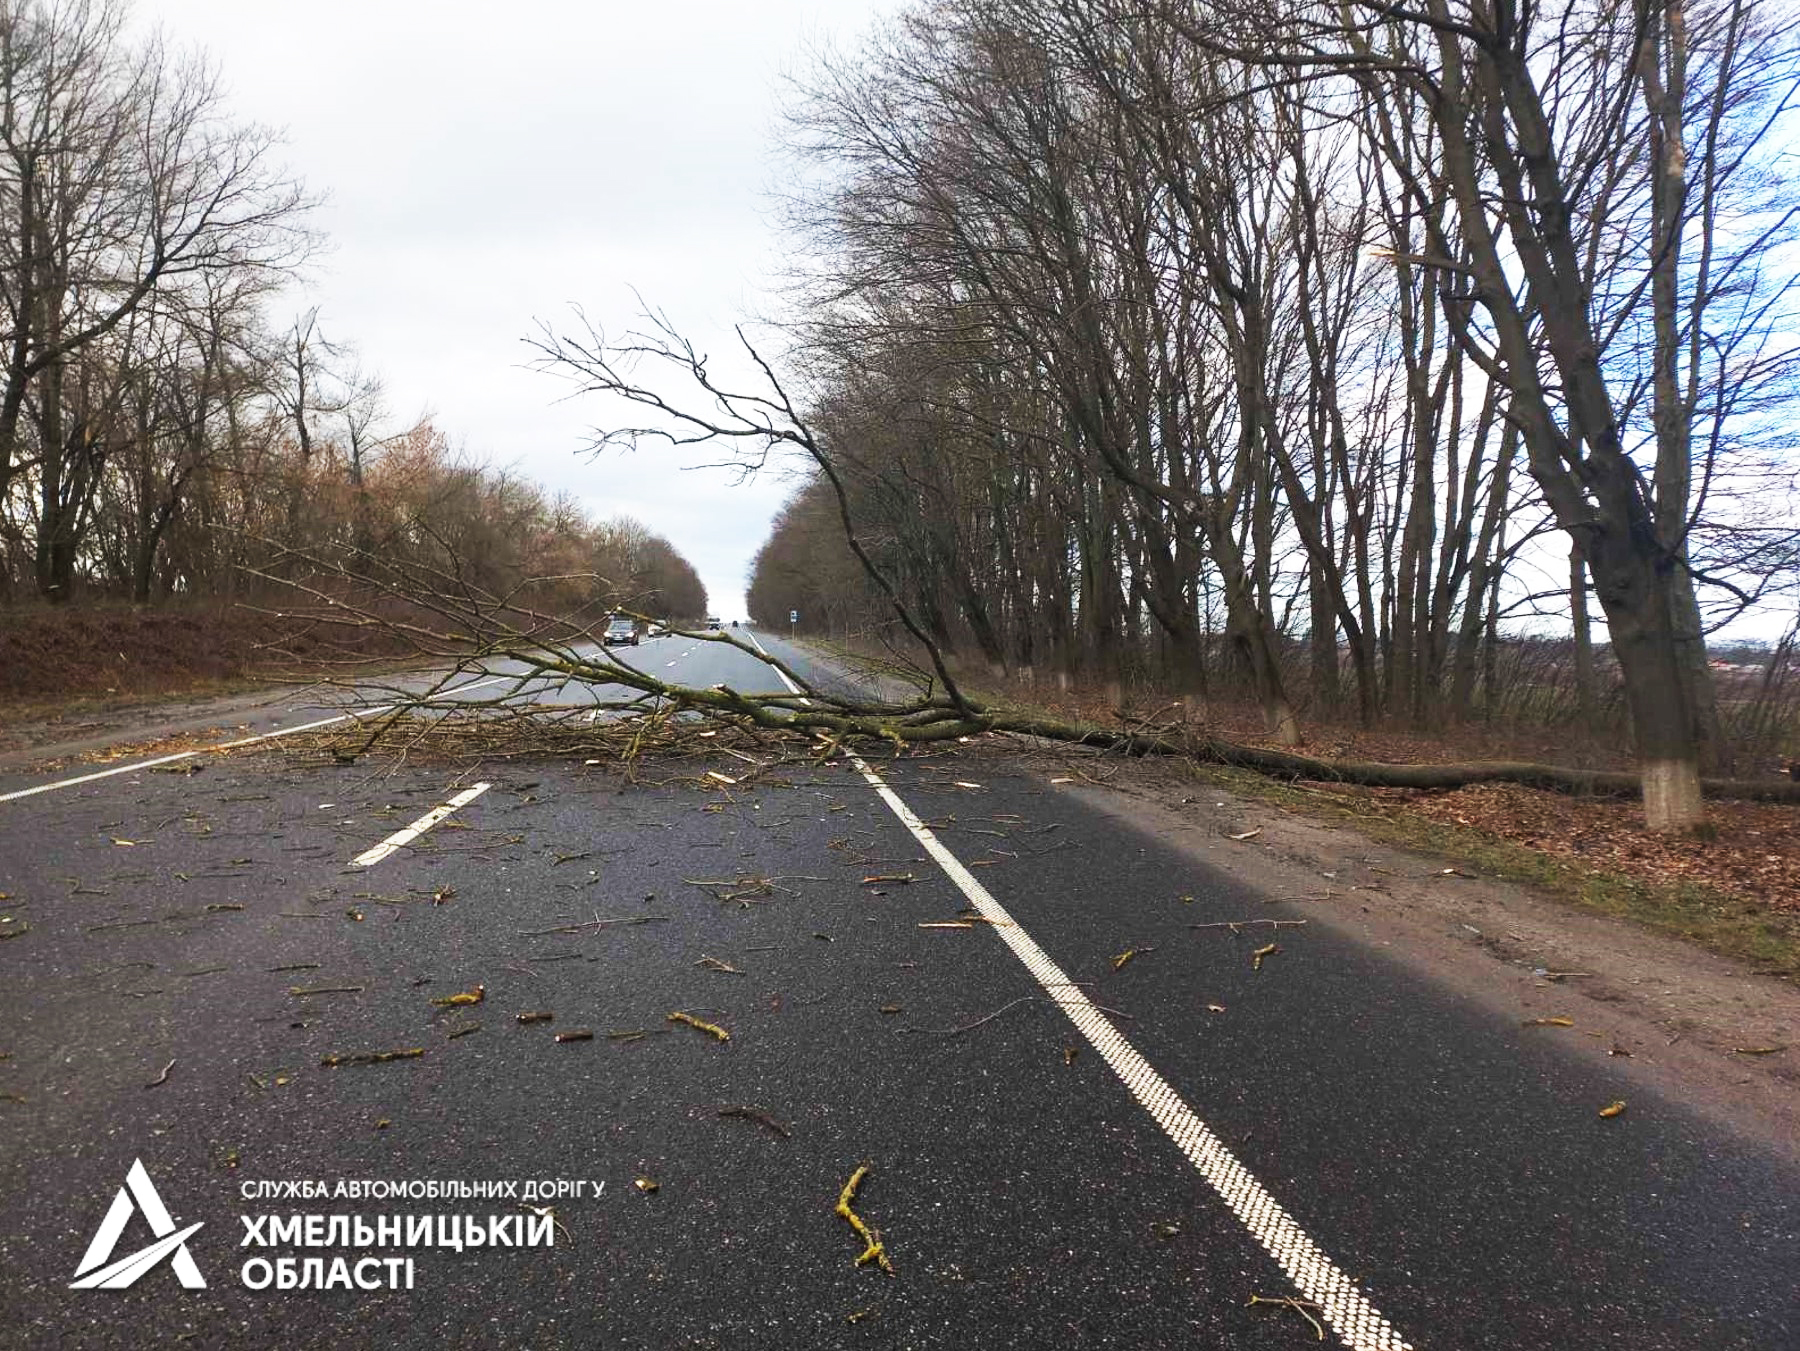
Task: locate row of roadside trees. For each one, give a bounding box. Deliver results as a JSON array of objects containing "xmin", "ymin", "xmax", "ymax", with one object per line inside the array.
[
  {"xmin": 0, "ymin": 0, "xmax": 705, "ymax": 622},
  {"xmin": 747, "ymin": 0, "xmax": 1800, "ymax": 829}
]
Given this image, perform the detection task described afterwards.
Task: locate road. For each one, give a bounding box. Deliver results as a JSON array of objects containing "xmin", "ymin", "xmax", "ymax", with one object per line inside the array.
[{"xmin": 0, "ymin": 630, "xmax": 1795, "ymax": 1349}]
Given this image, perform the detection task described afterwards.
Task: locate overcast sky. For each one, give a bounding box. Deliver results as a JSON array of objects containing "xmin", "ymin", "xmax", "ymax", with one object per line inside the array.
[{"xmin": 134, "ymin": 0, "xmax": 896, "ymax": 619}]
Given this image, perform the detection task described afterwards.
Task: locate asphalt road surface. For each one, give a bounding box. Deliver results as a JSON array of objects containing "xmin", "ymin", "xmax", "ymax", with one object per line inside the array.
[{"xmin": 1, "ymin": 631, "xmax": 1794, "ymax": 1349}]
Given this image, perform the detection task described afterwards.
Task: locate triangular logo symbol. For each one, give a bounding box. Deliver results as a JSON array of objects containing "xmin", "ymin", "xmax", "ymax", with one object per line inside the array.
[{"xmin": 70, "ymin": 1159, "xmax": 206, "ymax": 1289}]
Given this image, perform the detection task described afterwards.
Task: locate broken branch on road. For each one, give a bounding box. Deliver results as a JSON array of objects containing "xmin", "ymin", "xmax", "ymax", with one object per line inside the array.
[
  {"xmin": 835, "ymin": 1164, "xmax": 894, "ymax": 1275},
  {"xmin": 240, "ymin": 534, "xmax": 1800, "ymax": 806}
]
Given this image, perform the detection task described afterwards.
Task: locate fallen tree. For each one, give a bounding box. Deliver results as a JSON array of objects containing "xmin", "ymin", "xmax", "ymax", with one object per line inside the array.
[
  {"xmin": 244, "ymin": 545, "xmax": 1800, "ymax": 804},
  {"xmin": 234, "ymin": 308, "xmax": 1798, "ymax": 809}
]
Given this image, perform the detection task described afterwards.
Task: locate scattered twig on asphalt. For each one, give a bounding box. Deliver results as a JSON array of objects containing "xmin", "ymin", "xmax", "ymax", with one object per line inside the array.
[
  {"xmin": 696, "ymin": 956, "xmax": 745, "ymax": 975},
  {"xmin": 321, "ymin": 1048, "xmax": 424, "ymax": 1067},
  {"xmin": 145, "ymin": 1058, "xmax": 176, "ymax": 1089},
  {"xmin": 897, "ymin": 996, "xmax": 1134, "ymax": 1037},
  {"xmin": 289, "ymin": 985, "xmax": 364, "ymax": 996},
  {"xmin": 555, "ymin": 1030, "xmax": 595, "ymax": 1043},
  {"xmin": 1188, "ymin": 919, "xmax": 1309, "ymax": 932},
  {"xmin": 668, "ymin": 1011, "xmax": 730, "ymax": 1042},
  {"xmin": 1251, "ymin": 943, "xmax": 1280, "ymax": 972},
  {"xmin": 718, "ymin": 1105, "xmax": 791, "ymax": 1139},
  {"xmin": 1246, "ymin": 1293, "xmax": 1325, "ymax": 1341},
  {"xmin": 835, "ymin": 1164, "xmax": 894, "ymax": 1275},
  {"xmin": 517, "ymin": 915, "xmax": 669, "ymax": 937},
  {"xmin": 683, "ymin": 876, "xmax": 778, "ymax": 906}
]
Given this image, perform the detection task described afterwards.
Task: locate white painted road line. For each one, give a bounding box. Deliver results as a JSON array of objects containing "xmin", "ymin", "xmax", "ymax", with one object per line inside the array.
[
  {"xmin": 744, "ymin": 630, "xmax": 1413, "ymax": 1351},
  {"xmin": 850, "ymin": 756, "xmax": 1412, "ymax": 1350},
  {"xmin": 351, "ymin": 782, "xmax": 492, "ymax": 867},
  {"xmin": 0, "ymin": 673, "xmax": 514, "ymax": 806}
]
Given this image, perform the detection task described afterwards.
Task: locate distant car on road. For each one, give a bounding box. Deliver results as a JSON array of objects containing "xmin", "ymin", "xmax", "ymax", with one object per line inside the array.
[
  {"xmin": 705, "ymin": 616, "xmax": 722, "ymax": 630},
  {"xmin": 602, "ymin": 617, "xmax": 639, "ymax": 646},
  {"xmin": 731, "ymin": 620, "xmax": 740, "ymax": 628}
]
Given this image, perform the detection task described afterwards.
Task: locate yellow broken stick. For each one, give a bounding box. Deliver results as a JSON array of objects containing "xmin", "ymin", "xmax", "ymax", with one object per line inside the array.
[
  {"xmin": 431, "ymin": 984, "xmax": 485, "ymax": 1007},
  {"xmin": 668, "ymin": 1011, "xmax": 730, "ymax": 1042},
  {"xmin": 835, "ymin": 1164, "xmax": 894, "ymax": 1275},
  {"xmin": 1251, "ymin": 943, "xmax": 1280, "ymax": 972}
]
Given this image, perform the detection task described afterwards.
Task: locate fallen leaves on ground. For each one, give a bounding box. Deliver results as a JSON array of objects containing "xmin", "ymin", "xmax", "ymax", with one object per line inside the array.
[{"xmin": 1407, "ymin": 782, "xmax": 1800, "ymax": 909}]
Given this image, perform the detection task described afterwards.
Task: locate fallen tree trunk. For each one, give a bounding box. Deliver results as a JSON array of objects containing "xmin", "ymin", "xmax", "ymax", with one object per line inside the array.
[
  {"xmin": 254, "ymin": 557, "xmax": 1800, "ymax": 807},
  {"xmin": 987, "ymin": 712, "xmax": 1800, "ymax": 804}
]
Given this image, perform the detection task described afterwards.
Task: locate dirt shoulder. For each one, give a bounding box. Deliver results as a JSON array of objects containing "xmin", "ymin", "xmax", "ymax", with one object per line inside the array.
[{"xmin": 1042, "ymin": 752, "xmax": 1800, "ymax": 1164}]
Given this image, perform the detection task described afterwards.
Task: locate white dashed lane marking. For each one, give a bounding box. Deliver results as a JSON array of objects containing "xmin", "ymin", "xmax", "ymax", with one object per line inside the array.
[
  {"xmin": 350, "ymin": 782, "xmax": 492, "ymax": 867},
  {"xmin": 743, "ymin": 630, "xmax": 1413, "ymax": 1351}
]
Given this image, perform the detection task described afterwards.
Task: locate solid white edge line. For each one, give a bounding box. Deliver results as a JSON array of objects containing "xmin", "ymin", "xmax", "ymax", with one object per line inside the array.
[
  {"xmin": 351, "ymin": 782, "xmax": 492, "ymax": 867},
  {"xmin": 0, "ymin": 672, "xmax": 516, "ymax": 806},
  {"xmin": 743, "ymin": 630, "xmax": 1413, "ymax": 1351}
]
